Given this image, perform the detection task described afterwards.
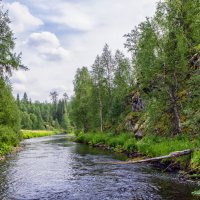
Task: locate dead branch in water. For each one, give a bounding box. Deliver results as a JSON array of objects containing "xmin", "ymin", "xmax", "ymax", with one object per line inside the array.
[{"xmin": 100, "ymin": 149, "xmax": 193, "ymax": 165}]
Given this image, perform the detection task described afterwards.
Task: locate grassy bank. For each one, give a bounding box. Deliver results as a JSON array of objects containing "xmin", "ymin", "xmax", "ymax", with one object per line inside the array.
[
  {"xmin": 75, "ymin": 132, "xmax": 200, "ymax": 171},
  {"xmin": 22, "ymin": 130, "xmax": 61, "ymax": 139},
  {"xmin": 0, "ymin": 126, "xmax": 21, "ymax": 157}
]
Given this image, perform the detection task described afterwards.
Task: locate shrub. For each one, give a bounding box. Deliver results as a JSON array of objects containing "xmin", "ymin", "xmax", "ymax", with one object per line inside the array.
[{"xmin": 0, "ymin": 125, "xmax": 19, "ymax": 146}]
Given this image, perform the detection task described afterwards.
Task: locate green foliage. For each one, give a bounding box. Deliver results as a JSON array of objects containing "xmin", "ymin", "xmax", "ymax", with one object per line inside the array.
[
  {"xmin": 137, "ymin": 135, "xmax": 200, "ymax": 157},
  {"xmin": 0, "ymin": 143, "xmax": 13, "ymax": 156},
  {"xmin": 76, "ymin": 132, "xmax": 137, "ymax": 153},
  {"xmin": 191, "ymin": 150, "xmax": 200, "ymax": 169},
  {"xmin": 123, "ymin": 138, "xmax": 137, "ymax": 152},
  {"xmin": 0, "ymin": 79, "xmax": 21, "ymax": 154},
  {"xmin": 70, "ymin": 67, "xmax": 94, "ymax": 132},
  {"xmin": 0, "ymin": 125, "xmax": 19, "ymax": 146},
  {"xmin": 0, "ymin": 4, "xmax": 25, "ymax": 156},
  {"xmin": 18, "ymin": 92, "xmax": 72, "ymax": 132},
  {"xmin": 0, "ymin": 2, "xmax": 27, "ymax": 79},
  {"xmin": 70, "ymin": 46, "xmax": 132, "ymax": 132},
  {"xmin": 0, "ymin": 79, "xmax": 20, "ymax": 133},
  {"xmin": 124, "ymin": 0, "xmax": 200, "ymax": 136}
]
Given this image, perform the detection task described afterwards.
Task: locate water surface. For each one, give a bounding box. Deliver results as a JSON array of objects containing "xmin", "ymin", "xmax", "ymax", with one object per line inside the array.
[{"xmin": 0, "ymin": 135, "xmax": 196, "ymax": 200}]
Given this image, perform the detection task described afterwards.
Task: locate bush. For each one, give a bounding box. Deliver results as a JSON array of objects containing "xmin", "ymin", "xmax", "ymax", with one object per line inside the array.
[{"xmin": 0, "ymin": 125, "xmax": 19, "ymax": 146}]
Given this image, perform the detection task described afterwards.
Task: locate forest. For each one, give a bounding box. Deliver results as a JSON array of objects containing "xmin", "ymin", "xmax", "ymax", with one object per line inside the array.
[
  {"xmin": 70, "ymin": 1, "xmax": 200, "ymax": 137},
  {"xmin": 0, "ymin": 0, "xmax": 200, "ymax": 197},
  {"xmin": 68, "ymin": 1, "xmax": 200, "ymax": 185},
  {"xmin": 18, "ymin": 92, "xmax": 71, "ymax": 132}
]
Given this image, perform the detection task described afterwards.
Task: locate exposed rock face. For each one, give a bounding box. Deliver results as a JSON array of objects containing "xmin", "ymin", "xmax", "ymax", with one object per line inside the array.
[
  {"xmin": 131, "ymin": 92, "xmax": 144, "ymax": 112},
  {"xmin": 135, "ymin": 131, "xmax": 143, "ymax": 140}
]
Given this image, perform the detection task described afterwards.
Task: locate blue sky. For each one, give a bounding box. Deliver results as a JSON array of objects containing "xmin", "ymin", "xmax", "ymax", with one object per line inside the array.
[{"xmin": 3, "ymin": 0, "xmax": 158, "ymax": 101}]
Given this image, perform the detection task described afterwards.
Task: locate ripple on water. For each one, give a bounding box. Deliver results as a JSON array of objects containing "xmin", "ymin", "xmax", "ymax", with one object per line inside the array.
[{"xmin": 0, "ymin": 135, "xmax": 196, "ymax": 200}]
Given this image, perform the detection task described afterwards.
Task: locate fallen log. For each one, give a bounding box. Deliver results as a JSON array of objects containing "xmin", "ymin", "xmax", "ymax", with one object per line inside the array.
[{"xmin": 100, "ymin": 149, "xmax": 193, "ymax": 165}]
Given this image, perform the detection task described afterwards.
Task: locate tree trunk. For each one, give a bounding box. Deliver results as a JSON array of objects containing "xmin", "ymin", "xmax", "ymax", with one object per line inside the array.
[
  {"xmin": 169, "ymin": 87, "xmax": 182, "ymax": 134},
  {"xmin": 98, "ymin": 93, "xmax": 103, "ymax": 132}
]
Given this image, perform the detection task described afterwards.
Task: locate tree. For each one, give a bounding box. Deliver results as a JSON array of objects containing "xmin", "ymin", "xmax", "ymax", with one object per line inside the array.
[
  {"xmin": 0, "ymin": 78, "xmax": 20, "ymax": 137},
  {"xmin": 124, "ymin": 0, "xmax": 200, "ymax": 135},
  {"xmin": 63, "ymin": 92, "xmax": 69, "ymax": 103},
  {"xmin": 91, "ymin": 56, "xmax": 106, "ymax": 131},
  {"xmin": 50, "ymin": 91, "xmax": 58, "ymax": 104},
  {"xmin": 22, "ymin": 92, "xmax": 28, "ymax": 103},
  {"xmin": 0, "ymin": 3, "xmax": 24, "ymax": 146},
  {"xmin": 61, "ymin": 104, "xmax": 72, "ymax": 133},
  {"xmin": 101, "ymin": 44, "xmax": 115, "ymax": 109},
  {"xmin": 71, "ymin": 67, "xmax": 93, "ymax": 132},
  {"xmin": 111, "ymin": 50, "xmax": 133, "ymax": 123},
  {"xmin": 0, "ymin": 2, "xmax": 27, "ymax": 79}
]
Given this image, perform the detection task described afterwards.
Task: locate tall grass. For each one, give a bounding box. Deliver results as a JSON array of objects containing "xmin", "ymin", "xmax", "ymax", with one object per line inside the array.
[
  {"xmin": 75, "ymin": 132, "xmax": 200, "ymax": 168},
  {"xmin": 76, "ymin": 132, "xmax": 137, "ymax": 152},
  {"xmin": 22, "ymin": 130, "xmax": 60, "ymax": 139}
]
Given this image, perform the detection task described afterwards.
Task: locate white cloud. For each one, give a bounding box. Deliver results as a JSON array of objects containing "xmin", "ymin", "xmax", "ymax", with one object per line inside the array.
[
  {"xmin": 46, "ymin": 2, "xmax": 95, "ymax": 31},
  {"xmin": 7, "ymin": 0, "xmax": 158, "ymax": 101},
  {"xmin": 6, "ymin": 2, "xmax": 43, "ymax": 34},
  {"xmin": 25, "ymin": 0, "xmax": 95, "ymax": 31},
  {"xmin": 25, "ymin": 32, "xmax": 70, "ymax": 61}
]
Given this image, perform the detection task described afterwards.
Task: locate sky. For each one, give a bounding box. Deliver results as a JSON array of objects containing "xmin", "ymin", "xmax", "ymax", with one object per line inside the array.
[{"xmin": 3, "ymin": 0, "xmax": 158, "ymax": 101}]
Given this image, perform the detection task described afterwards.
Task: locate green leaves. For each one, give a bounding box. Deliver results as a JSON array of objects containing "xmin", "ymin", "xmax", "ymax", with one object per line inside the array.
[
  {"xmin": 124, "ymin": 0, "xmax": 200, "ymax": 136},
  {"xmin": 0, "ymin": 3, "xmax": 27, "ymax": 79}
]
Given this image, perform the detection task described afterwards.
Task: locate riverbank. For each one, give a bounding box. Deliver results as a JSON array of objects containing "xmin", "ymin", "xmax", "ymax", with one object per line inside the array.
[
  {"xmin": 75, "ymin": 132, "xmax": 200, "ymax": 176},
  {"xmin": 0, "ymin": 130, "xmax": 62, "ymax": 159},
  {"xmin": 22, "ymin": 129, "xmax": 61, "ymax": 139}
]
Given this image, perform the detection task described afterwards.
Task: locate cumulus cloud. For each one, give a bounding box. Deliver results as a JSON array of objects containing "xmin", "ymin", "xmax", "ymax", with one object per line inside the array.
[
  {"xmin": 25, "ymin": 32, "xmax": 70, "ymax": 61},
  {"xmin": 20, "ymin": 0, "xmax": 95, "ymax": 31},
  {"xmin": 46, "ymin": 2, "xmax": 95, "ymax": 31},
  {"xmin": 5, "ymin": 2, "xmax": 43, "ymax": 34},
  {"xmin": 6, "ymin": 0, "xmax": 158, "ymax": 101}
]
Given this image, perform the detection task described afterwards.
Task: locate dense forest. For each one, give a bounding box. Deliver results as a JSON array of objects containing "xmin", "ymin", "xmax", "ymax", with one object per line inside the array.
[
  {"xmin": 69, "ymin": 0, "xmax": 200, "ymax": 188},
  {"xmin": 17, "ymin": 92, "xmax": 71, "ymax": 132},
  {"xmin": 70, "ymin": 0, "xmax": 200, "ymax": 137}
]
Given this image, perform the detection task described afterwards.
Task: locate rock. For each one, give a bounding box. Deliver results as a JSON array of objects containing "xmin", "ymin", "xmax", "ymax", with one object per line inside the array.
[{"xmin": 135, "ymin": 131, "xmax": 143, "ymax": 140}]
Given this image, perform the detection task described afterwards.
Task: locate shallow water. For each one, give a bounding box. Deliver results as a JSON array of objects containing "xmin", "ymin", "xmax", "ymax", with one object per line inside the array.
[{"xmin": 0, "ymin": 135, "xmax": 196, "ymax": 200}]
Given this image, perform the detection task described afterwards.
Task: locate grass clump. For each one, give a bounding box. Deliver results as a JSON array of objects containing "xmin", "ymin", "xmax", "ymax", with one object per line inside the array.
[
  {"xmin": 22, "ymin": 130, "xmax": 60, "ymax": 139},
  {"xmin": 137, "ymin": 135, "xmax": 199, "ymax": 157},
  {"xmin": 75, "ymin": 132, "xmax": 137, "ymax": 152}
]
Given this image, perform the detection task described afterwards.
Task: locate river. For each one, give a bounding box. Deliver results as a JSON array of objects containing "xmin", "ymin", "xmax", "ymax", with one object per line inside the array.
[{"xmin": 0, "ymin": 134, "xmax": 196, "ymax": 200}]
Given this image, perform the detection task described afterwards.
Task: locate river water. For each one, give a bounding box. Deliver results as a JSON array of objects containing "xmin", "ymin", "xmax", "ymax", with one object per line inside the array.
[{"xmin": 0, "ymin": 135, "xmax": 197, "ymax": 200}]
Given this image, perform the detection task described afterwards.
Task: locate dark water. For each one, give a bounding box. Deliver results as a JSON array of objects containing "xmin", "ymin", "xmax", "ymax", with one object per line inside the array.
[{"xmin": 0, "ymin": 135, "xmax": 197, "ymax": 200}]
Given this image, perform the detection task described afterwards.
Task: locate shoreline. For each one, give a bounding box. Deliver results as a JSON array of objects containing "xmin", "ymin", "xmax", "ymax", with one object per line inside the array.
[
  {"xmin": 74, "ymin": 133, "xmax": 200, "ymax": 183},
  {"xmin": 0, "ymin": 146, "xmax": 24, "ymax": 161},
  {"xmin": 82, "ymin": 141, "xmax": 199, "ymax": 184}
]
